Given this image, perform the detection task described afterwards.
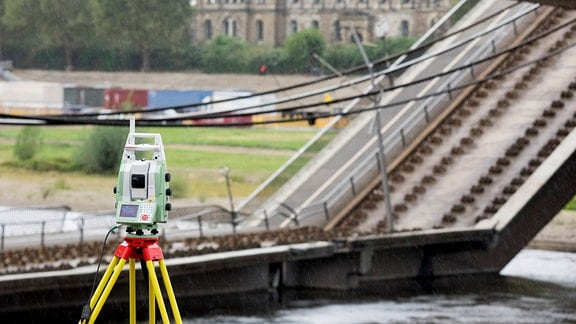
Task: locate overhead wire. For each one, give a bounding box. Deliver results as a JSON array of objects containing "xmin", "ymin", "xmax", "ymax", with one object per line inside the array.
[
  {"xmin": 156, "ymin": 12, "xmax": 574, "ymax": 123},
  {"xmin": 3, "ymin": 34, "xmax": 575, "ymax": 128},
  {"xmin": 158, "ymin": 38, "xmax": 576, "ymax": 128},
  {"xmin": 20, "ymin": 2, "xmax": 524, "ymax": 120},
  {"xmin": 2, "ymin": 11, "xmax": 572, "ymax": 128}
]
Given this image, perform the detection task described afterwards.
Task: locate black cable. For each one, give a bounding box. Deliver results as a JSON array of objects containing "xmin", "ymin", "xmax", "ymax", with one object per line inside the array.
[
  {"xmin": 122, "ymin": 37, "xmax": 576, "ymax": 128},
  {"xmin": 8, "ymin": 13, "xmax": 572, "ymax": 127},
  {"xmin": 30, "ymin": 2, "xmax": 525, "ymax": 119},
  {"xmin": 44, "ymin": 5, "xmax": 552, "ymax": 125},
  {"xmin": 289, "ymin": 39, "xmax": 576, "ymax": 125},
  {"xmin": 78, "ymin": 225, "xmax": 120, "ymax": 322},
  {"xmin": 128, "ymin": 14, "xmax": 576, "ymax": 123},
  {"xmin": 2, "ymin": 7, "xmax": 568, "ymax": 127}
]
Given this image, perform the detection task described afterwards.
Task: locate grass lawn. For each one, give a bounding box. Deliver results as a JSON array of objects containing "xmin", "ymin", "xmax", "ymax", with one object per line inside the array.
[
  {"xmin": 0, "ymin": 125, "xmax": 325, "ymax": 202},
  {"xmin": 0, "ymin": 125, "xmax": 323, "ymax": 150},
  {"xmin": 144, "ymin": 127, "xmax": 322, "ymax": 150}
]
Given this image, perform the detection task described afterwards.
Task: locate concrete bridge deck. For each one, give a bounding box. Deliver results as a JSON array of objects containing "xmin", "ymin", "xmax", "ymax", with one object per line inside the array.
[{"xmin": 1, "ymin": 123, "xmax": 574, "ymax": 319}]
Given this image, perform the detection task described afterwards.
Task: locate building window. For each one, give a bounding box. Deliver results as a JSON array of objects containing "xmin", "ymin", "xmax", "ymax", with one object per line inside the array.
[
  {"xmin": 290, "ymin": 20, "xmax": 298, "ymax": 34},
  {"xmin": 350, "ymin": 29, "xmax": 362, "ymax": 42},
  {"xmin": 223, "ymin": 18, "xmax": 237, "ymax": 37},
  {"xmin": 333, "ymin": 20, "xmax": 342, "ymax": 42},
  {"xmin": 204, "ymin": 20, "xmax": 213, "ymax": 40},
  {"xmin": 256, "ymin": 20, "xmax": 264, "ymax": 41},
  {"xmin": 401, "ymin": 20, "xmax": 409, "ymax": 37},
  {"xmin": 311, "ymin": 20, "xmax": 319, "ymax": 29}
]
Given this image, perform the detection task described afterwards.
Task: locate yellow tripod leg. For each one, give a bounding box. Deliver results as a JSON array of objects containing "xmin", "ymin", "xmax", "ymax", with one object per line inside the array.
[
  {"xmin": 89, "ymin": 256, "xmax": 120, "ymax": 310},
  {"xmin": 145, "ymin": 260, "xmax": 170, "ymax": 324},
  {"xmin": 129, "ymin": 259, "xmax": 136, "ymax": 324},
  {"xmin": 88, "ymin": 258, "xmax": 127, "ymax": 324},
  {"xmin": 149, "ymin": 264, "xmax": 156, "ymax": 324},
  {"xmin": 159, "ymin": 259, "xmax": 183, "ymax": 324}
]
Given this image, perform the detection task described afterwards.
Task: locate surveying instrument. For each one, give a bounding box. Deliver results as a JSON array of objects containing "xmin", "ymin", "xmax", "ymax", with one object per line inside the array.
[{"xmin": 79, "ymin": 120, "xmax": 181, "ymax": 324}]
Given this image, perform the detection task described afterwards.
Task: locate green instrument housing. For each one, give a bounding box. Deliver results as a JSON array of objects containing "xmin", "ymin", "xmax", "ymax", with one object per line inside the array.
[{"xmin": 114, "ymin": 130, "xmax": 171, "ymax": 236}]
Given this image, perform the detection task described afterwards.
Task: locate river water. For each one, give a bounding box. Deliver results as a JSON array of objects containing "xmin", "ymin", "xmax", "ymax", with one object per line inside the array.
[{"xmin": 184, "ymin": 249, "xmax": 576, "ymax": 324}]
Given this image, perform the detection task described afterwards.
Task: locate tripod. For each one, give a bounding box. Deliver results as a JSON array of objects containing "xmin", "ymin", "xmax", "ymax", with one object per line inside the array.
[{"xmin": 81, "ymin": 236, "xmax": 182, "ymax": 324}]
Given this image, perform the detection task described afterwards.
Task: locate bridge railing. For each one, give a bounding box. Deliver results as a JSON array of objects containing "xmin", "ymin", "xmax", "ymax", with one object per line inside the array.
[
  {"xmin": 0, "ymin": 205, "xmax": 246, "ymax": 249},
  {"xmin": 236, "ymin": 0, "xmax": 483, "ymax": 217},
  {"xmin": 255, "ymin": 2, "xmax": 541, "ymax": 229},
  {"xmin": 0, "ymin": 2, "xmax": 546, "ymax": 248}
]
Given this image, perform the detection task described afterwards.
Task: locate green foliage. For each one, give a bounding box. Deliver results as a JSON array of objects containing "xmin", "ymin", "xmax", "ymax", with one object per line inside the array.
[
  {"xmin": 323, "ymin": 43, "xmax": 364, "ymax": 72},
  {"xmin": 30, "ymin": 47, "xmax": 66, "ymax": 70},
  {"xmin": 322, "ymin": 38, "xmax": 417, "ymax": 72},
  {"xmin": 202, "ymin": 35, "xmax": 252, "ymax": 73},
  {"xmin": 1, "ymin": 0, "xmax": 194, "ymax": 71},
  {"xmin": 2, "ymin": 0, "xmax": 35, "ymax": 28},
  {"xmin": 382, "ymin": 37, "xmax": 418, "ymax": 56},
  {"xmin": 91, "ymin": 0, "xmax": 192, "ymax": 71},
  {"xmin": 14, "ymin": 126, "xmax": 42, "ymax": 161},
  {"xmin": 0, "ymin": 0, "xmax": 416, "ymax": 74},
  {"xmin": 246, "ymin": 46, "xmax": 288, "ymax": 74},
  {"xmin": 565, "ymin": 196, "xmax": 576, "ymax": 211},
  {"xmin": 76, "ymin": 126, "xmax": 128, "ymax": 174},
  {"xmin": 284, "ymin": 28, "xmax": 326, "ymax": 73},
  {"xmin": 74, "ymin": 43, "xmax": 140, "ymax": 71},
  {"xmin": 3, "ymin": 0, "xmax": 94, "ymax": 70},
  {"xmin": 141, "ymin": 127, "xmax": 318, "ymax": 150}
]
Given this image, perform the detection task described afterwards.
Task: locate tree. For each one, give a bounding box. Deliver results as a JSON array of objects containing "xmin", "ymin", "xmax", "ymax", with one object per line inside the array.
[
  {"xmin": 91, "ymin": 0, "xmax": 192, "ymax": 72},
  {"xmin": 3, "ymin": 0, "xmax": 94, "ymax": 71},
  {"xmin": 14, "ymin": 126, "xmax": 42, "ymax": 161},
  {"xmin": 323, "ymin": 43, "xmax": 364, "ymax": 72},
  {"xmin": 0, "ymin": 0, "xmax": 6, "ymax": 61},
  {"xmin": 77, "ymin": 126, "xmax": 128, "ymax": 174},
  {"xmin": 284, "ymin": 28, "xmax": 326, "ymax": 74},
  {"xmin": 202, "ymin": 35, "xmax": 251, "ymax": 73}
]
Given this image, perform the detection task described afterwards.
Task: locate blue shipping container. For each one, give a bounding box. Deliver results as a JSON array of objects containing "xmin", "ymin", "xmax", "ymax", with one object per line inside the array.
[{"xmin": 148, "ymin": 89, "xmax": 213, "ymax": 112}]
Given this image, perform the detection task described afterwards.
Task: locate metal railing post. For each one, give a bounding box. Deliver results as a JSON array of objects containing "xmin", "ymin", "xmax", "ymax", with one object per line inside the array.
[
  {"xmin": 41, "ymin": 221, "xmax": 46, "ymax": 247},
  {"xmin": 281, "ymin": 203, "xmax": 299, "ymax": 226},
  {"xmin": 1, "ymin": 224, "xmax": 4, "ymax": 250},
  {"xmin": 198, "ymin": 215, "xmax": 203, "ymax": 238},
  {"xmin": 401, "ymin": 129, "xmax": 407, "ymax": 148},
  {"xmin": 79, "ymin": 218, "xmax": 85, "ymax": 243},
  {"xmin": 263, "ymin": 210, "xmax": 270, "ymax": 230}
]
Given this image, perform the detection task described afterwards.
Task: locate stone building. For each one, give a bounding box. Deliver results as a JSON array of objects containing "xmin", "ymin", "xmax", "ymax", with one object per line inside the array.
[{"xmin": 194, "ymin": 0, "xmax": 451, "ymax": 46}]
